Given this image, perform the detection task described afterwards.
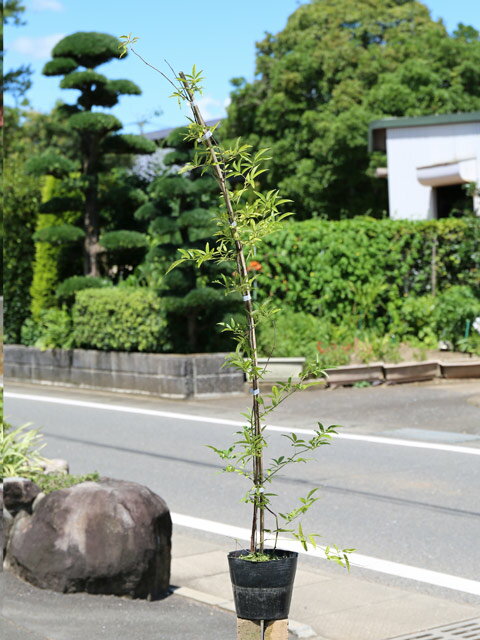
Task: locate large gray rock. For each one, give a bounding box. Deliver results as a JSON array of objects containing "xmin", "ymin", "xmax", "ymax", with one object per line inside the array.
[{"xmin": 6, "ymin": 478, "xmax": 172, "ymax": 599}]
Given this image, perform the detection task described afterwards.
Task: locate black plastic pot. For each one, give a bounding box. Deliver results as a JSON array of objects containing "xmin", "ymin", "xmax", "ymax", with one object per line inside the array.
[{"xmin": 228, "ymin": 549, "xmax": 298, "ymax": 620}]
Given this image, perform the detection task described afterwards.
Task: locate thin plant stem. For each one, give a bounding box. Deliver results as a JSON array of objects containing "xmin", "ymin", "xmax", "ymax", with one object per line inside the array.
[{"xmin": 178, "ymin": 72, "xmax": 264, "ymax": 552}]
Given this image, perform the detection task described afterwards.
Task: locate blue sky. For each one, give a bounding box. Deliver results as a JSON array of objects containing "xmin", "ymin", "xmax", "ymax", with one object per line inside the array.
[{"xmin": 5, "ymin": 0, "xmax": 480, "ymax": 135}]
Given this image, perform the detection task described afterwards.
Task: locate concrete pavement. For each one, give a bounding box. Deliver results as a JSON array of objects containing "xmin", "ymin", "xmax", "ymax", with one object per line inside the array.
[
  {"xmin": 1, "ymin": 569, "xmax": 238, "ymax": 640},
  {"xmin": 170, "ymin": 529, "xmax": 479, "ymax": 640},
  {"xmin": 2, "ymin": 526, "xmax": 479, "ymax": 640},
  {"xmin": 3, "ymin": 379, "xmax": 480, "ymax": 639}
]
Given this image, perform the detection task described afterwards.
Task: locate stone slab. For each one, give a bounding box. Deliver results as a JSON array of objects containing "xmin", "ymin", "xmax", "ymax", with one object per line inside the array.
[
  {"xmin": 172, "ymin": 551, "xmax": 229, "ymax": 584},
  {"xmin": 307, "ymin": 593, "xmax": 477, "ymax": 640},
  {"xmin": 325, "ymin": 363, "xmax": 384, "ymax": 385},
  {"xmin": 257, "ymin": 358, "xmax": 306, "ymax": 382},
  {"xmin": 441, "ymin": 361, "xmax": 480, "ymax": 379},
  {"xmin": 383, "ymin": 361, "xmax": 440, "ymax": 383}
]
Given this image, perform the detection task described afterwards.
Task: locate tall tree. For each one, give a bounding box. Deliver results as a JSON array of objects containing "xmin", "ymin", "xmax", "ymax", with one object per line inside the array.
[
  {"xmin": 26, "ymin": 32, "xmax": 156, "ymax": 278},
  {"xmin": 135, "ymin": 127, "xmax": 240, "ymax": 352},
  {"xmin": 1, "ymin": 0, "xmax": 32, "ymax": 106},
  {"xmin": 224, "ymin": 0, "xmax": 480, "ymax": 219}
]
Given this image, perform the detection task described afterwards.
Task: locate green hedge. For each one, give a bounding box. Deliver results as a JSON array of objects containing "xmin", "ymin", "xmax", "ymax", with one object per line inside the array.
[
  {"xmin": 4, "ymin": 160, "xmax": 40, "ymax": 342},
  {"xmin": 257, "ymin": 217, "xmax": 479, "ymax": 332},
  {"xmin": 72, "ymin": 288, "xmax": 169, "ymax": 352}
]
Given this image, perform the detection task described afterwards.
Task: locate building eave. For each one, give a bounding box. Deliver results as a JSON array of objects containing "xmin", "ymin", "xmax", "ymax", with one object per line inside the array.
[{"xmin": 368, "ymin": 111, "xmax": 480, "ymax": 152}]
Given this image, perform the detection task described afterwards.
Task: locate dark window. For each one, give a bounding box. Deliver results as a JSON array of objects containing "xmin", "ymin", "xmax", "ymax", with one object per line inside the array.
[{"xmin": 435, "ymin": 184, "xmax": 473, "ymax": 218}]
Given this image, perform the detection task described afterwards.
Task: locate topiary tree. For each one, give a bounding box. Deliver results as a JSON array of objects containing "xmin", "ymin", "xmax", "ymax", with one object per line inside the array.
[
  {"xmin": 25, "ymin": 32, "xmax": 156, "ymax": 278},
  {"xmin": 135, "ymin": 126, "xmax": 241, "ymax": 352}
]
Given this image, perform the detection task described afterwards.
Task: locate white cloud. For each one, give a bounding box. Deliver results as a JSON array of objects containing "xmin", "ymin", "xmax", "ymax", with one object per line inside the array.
[
  {"xmin": 10, "ymin": 33, "xmax": 65, "ymax": 59},
  {"xmin": 196, "ymin": 95, "xmax": 228, "ymax": 120},
  {"xmin": 30, "ymin": 0, "xmax": 64, "ymax": 11}
]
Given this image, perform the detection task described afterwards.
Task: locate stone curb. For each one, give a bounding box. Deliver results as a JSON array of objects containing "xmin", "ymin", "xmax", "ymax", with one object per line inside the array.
[
  {"xmin": 172, "ymin": 586, "xmax": 318, "ymax": 638},
  {"xmin": 326, "ymin": 359, "xmax": 480, "ymax": 386},
  {"xmin": 4, "ymin": 345, "xmax": 244, "ymax": 398}
]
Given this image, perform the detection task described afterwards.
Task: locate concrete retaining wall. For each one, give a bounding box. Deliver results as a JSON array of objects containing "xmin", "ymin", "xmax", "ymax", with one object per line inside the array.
[{"xmin": 4, "ymin": 346, "xmax": 245, "ymax": 398}]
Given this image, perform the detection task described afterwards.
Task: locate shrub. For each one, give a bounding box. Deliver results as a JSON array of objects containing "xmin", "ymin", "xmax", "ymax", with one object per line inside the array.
[
  {"xmin": 30, "ymin": 177, "xmax": 63, "ymax": 320},
  {"xmin": 33, "ymin": 223, "xmax": 85, "ymax": 244},
  {"xmin": 21, "ymin": 307, "xmax": 74, "ymax": 350},
  {"xmin": 388, "ymin": 295, "xmax": 438, "ymax": 344},
  {"xmin": 56, "ymin": 275, "xmax": 112, "ymax": 304},
  {"xmin": 1, "ymin": 422, "xmax": 46, "ymax": 477},
  {"xmin": 256, "ymin": 310, "xmax": 355, "ymax": 368},
  {"xmin": 436, "ymin": 286, "xmax": 480, "ymax": 347},
  {"xmin": 72, "ymin": 287, "xmax": 169, "ymax": 352},
  {"xmin": 3, "ymin": 158, "xmax": 39, "ymax": 342},
  {"xmin": 257, "ymin": 217, "xmax": 479, "ymax": 331},
  {"xmin": 32, "ymin": 471, "xmax": 100, "ymax": 494},
  {"xmin": 99, "ymin": 230, "xmax": 148, "ymax": 251}
]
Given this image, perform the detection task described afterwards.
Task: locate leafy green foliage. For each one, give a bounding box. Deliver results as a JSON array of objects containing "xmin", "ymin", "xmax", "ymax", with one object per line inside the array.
[
  {"xmin": 107, "ymin": 78, "xmax": 141, "ymax": 95},
  {"xmin": 3, "ymin": 157, "xmax": 39, "ymax": 342},
  {"xmin": 136, "ymin": 126, "xmax": 241, "ymax": 352},
  {"xmin": 256, "ymin": 217, "xmax": 479, "ymax": 330},
  {"xmin": 42, "ymin": 57, "xmax": 78, "ymax": 76},
  {"xmin": 39, "ymin": 196, "xmax": 83, "ymax": 214},
  {"xmin": 21, "ymin": 308, "xmax": 74, "ymax": 350},
  {"xmin": 436, "ymin": 286, "xmax": 480, "ymax": 349},
  {"xmin": 34, "ymin": 223, "xmax": 85, "ymax": 244},
  {"xmin": 100, "ymin": 230, "xmax": 148, "ymax": 250},
  {"xmin": 72, "ymin": 288, "xmax": 169, "ymax": 352},
  {"xmin": 25, "ymin": 150, "xmax": 76, "ymax": 179},
  {"xmin": 223, "ymin": 0, "xmax": 480, "ymax": 219},
  {"xmin": 33, "ymin": 471, "xmax": 101, "ymax": 494},
  {"xmin": 60, "ymin": 69, "xmax": 109, "ymax": 90},
  {"xmin": 1, "ymin": 421, "xmax": 45, "ymax": 478},
  {"xmin": 102, "ymin": 133, "xmax": 156, "ymax": 155},
  {"xmin": 29, "ymin": 178, "xmax": 63, "ymax": 320},
  {"xmin": 28, "ymin": 31, "xmax": 152, "ymax": 281},
  {"xmin": 2, "ymin": 0, "xmax": 32, "ymax": 103},
  {"xmin": 122, "ymin": 62, "xmax": 353, "ymax": 564},
  {"xmin": 68, "ymin": 111, "xmax": 122, "ymax": 134},
  {"xmin": 52, "ymin": 31, "xmax": 122, "ymax": 69},
  {"xmin": 56, "ymin": 275, "xmax": 112, "ymax": 304}
]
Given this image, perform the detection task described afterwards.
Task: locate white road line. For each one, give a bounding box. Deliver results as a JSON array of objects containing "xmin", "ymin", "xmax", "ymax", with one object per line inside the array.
[
  {"xmin": 172, "ymin": 512, "xmax": 480, "ymax": 597},
  {"xmin": 5, "ymin": 391, "xmax": 480, "ymax": 456}
]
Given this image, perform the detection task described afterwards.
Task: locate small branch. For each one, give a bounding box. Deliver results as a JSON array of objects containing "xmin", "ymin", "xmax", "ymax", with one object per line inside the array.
[{"xmin": 130, "ymin": 47, "xmax": 183, "ymax": 95}]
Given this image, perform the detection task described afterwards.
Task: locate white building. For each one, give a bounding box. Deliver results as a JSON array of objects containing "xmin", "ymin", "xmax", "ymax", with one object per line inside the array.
[{"xmin": 369, "ymin": 112, "xmax": 480, "ymax": 220}]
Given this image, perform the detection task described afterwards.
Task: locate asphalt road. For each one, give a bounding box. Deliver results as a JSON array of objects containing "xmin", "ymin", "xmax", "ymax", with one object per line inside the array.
[{"xmin": 5, "ymin": 381, "xmax": 480, "ymax": 607}]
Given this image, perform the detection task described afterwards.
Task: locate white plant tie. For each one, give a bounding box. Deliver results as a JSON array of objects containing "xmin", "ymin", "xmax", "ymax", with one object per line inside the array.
[
  {"xmin": 202, "ymin": 130, "xmax": 213, "ymax": 141},
  {"xmin": 242, "ymin": 293, "xmax": 251, "ymax": 302},
  {"xmin": 229, "ymin": 220, "xmax": 237, "ymax": 228},
  {"xmin": 250, "ymin": 388, "xmax": 260, "ymax": 395}
]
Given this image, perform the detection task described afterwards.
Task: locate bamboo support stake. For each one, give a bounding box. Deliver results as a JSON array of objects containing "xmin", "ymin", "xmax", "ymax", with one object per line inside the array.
[{"xmin": 178, "ymin": 72, "xmax": 264, "ymax": 551}]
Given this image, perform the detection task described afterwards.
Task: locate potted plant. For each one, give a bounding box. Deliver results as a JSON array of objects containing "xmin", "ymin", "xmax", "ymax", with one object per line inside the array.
[{"xmin": 120, "ymin": 37, "xmax": 353, "ymax": 623}]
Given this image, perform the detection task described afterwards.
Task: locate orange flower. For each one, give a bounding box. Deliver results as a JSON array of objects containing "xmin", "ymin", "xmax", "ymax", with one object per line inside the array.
[{"xmin": 247, "ymin": 260, "xmax": 262, "ymax": 272}]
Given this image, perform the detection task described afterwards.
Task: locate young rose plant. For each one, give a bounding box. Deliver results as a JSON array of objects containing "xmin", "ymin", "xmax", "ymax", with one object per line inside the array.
[{"xmin": 120, "ymin": 37, "xmax": 353, "ymax": 567}]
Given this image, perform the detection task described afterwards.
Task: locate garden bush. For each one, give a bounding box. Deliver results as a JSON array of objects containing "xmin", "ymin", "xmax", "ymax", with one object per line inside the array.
[
  {"xmin": 256, "ymin": 217, "xmax": 479, "ymax": 332},
  {"xmin": 21, "ymin": 307, "xmax": 74, "ymax": 350},
  {"xmin": 72, "ymin": 287, "xmax": 169, "ymax": 352},
  {"xmin": 256, "ymin": 310, "xmax": 353, "ymax": 364},
  {"xmin": 435, "ymin": 286, "xmax": 480, "ymax": 349},
  {"xmin": 3, "ymin": 159, "xmax": 39, "ymax": 342},
  {"xmin": 56, "ymin": 275, "xmax": 112, "ymax": 304}
]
